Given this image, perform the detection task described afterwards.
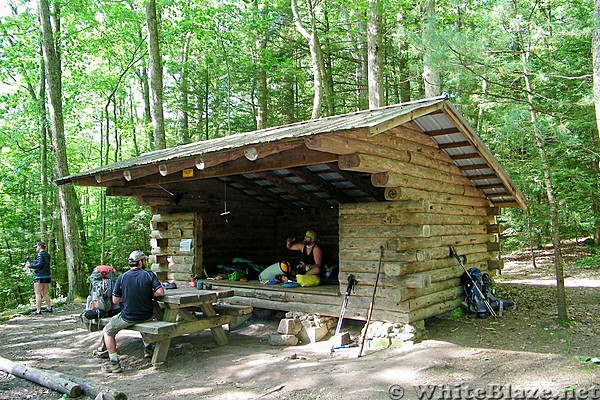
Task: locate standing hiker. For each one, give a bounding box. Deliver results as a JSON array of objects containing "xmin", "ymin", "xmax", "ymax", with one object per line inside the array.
[
  {"xmin": 26, "ymin": 242, "xmax": 52, "ymax": 315},
  {"xmin": 100, "ymin": 250, "xmax": 164, "ymax": 373}
]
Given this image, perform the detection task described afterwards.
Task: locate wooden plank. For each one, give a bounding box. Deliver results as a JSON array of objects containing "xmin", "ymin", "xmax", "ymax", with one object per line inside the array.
[
  {"xmin": 373, "ymin": 172, "xmax": 482, "ymax": 198},
  {"xmin": 127, "ymin": 145, "xmax": 339, "ymax": 187},
  {"xmin": 213, "ymin": 304, "xmax": 253, "ymax": 316},
  {"xmin": 339, "ymin": 211, "xmax": 492, "ymax": 226},
  {"xmin": 150, "ymin": 229, "xmax": 194, "ymax": 239},
  {"xmin": 340, "ymin": 224, "xmax": 431, "ymax": 238},
  {"xmin": 340, "ymin": 153, "xmax": 472, "ymax": 186},
  {"xmin": 339, "ymin": 199, "xmax": 429, "ymax": 215},
  {"xmin": 384, "ymin": 186, "xmax": 491, "ymax": 207}
]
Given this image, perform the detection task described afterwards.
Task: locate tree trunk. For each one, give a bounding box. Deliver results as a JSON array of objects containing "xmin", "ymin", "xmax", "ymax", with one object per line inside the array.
[
  {"xmin": 37, "ymin": 0, "xmax": 86, "ymax": 299},
  {"xmin": 291, "ymin": 0, "xmax": 327, "ymax": 119},
  {"xmin": 592, "ymin": 0, "xmax": 600, "ymax": 244},
  {"xmin": 367, "ymin": 0, "xmax": 384, "ymax": 109},
  {"xmin": 137, "ymin": 64, "xmax": 152, "ymax": 150},
  {"xmin": 38, "ymin": 48, "xmax": 49, "ymax": 242},
  {"xmin": 145, "ymin": 0, "xmax": 166, "ymax": 150},
  {"xmin": 422, "ymin": 0, "xmax": 441, "ymax": 98},
  {"xmin": 341, "ymin": 6, "xmax": 368, "ymax": 110},
  {"xmin": 520, "ymin": 39, "xmax": 568, "ymax": 323},
  {"xmin": 179, "ymin": 32, "xmax": 191, "ymax": 144},
  {"xmin": 322, "ymin": 4, "xmax": 335, "ymax": 116},
  {"xmin": 252, "ymin": 0, "xmax": 268, "ymax": 130}
]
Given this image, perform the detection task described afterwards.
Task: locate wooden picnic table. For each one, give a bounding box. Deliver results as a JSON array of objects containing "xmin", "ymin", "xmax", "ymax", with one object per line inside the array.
[
  {"xmin": 147, "ymin": 287, "xmax": 237, "ymax": 365},
  {"xmin": 91, "ymin": 288, "xmax": 252, "ymax": 366}
]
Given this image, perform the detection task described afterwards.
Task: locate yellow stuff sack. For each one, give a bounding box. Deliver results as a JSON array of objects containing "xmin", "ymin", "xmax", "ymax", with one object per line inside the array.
[{"xmin": 296, "ymin": 274, "xmax": 320, "ymax": 287}]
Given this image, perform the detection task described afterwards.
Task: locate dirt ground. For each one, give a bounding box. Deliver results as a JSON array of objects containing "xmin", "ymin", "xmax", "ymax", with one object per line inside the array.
[{"xmin": 1, "ymin": 240, "xmax": 599, "ymax": 400}]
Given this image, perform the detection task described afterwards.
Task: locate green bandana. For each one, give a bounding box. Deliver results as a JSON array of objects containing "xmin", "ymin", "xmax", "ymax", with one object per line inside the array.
[{"xmin": 305, "ymin": 230, "xmax": 316, "ymax": 240}]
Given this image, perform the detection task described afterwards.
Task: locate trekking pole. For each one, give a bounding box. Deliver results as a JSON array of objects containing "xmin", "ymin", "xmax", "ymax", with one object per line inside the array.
[
  {"xmin": 330, "ymin": 274, "xmax": 358, "ymax": 356},
  {"xmin": 334, "ymin": 274, "xmax": 358, "ymax": 336},
  {"xmin": 358, "ymin": 245, "xmax": 384, "ymax": 358},
  {"xmin": 449, "ymin": 246, "xmax": 497, "ymax": 318}
]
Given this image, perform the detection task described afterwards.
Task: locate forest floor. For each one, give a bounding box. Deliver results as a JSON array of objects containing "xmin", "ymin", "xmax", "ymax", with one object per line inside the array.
[{"xmin": 1, "ymin": 239, "xmax": 599, "ymax": 400}]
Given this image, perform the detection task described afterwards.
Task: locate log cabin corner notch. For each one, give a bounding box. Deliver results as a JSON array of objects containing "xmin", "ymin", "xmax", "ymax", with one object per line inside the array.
[{"xmin": 57, "ymin": 96, "xmax": 527, "ymax": 325}]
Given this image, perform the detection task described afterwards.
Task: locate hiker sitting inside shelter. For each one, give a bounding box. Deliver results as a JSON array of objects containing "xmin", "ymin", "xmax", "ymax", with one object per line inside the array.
[
  {"xmin": 258, "ymin": 229, "xmax": 323, "ymax": 286},
  {"xmin": 285, "ymin": 230, "xmax": 323, "ymax": 277}
]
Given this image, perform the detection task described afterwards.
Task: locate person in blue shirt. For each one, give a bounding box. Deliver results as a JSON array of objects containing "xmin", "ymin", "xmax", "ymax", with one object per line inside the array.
[
  {"xmin": 100, "ymin": 250, "xmax": 164, "ymax": 373},
  {"xmin": 26, "ymin": 242, "xmax": 52, "ymax": 315}
]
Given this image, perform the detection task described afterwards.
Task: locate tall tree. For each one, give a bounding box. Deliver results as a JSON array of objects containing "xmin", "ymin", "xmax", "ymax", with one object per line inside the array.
[
  {"xmin": 593, "ymin": 0, "xmax": 600, "ymax": 244},
  {"xmin": 37, "ymin": 0, "xmax": 85, "ymax": 299},
  {"xmin": 422, "ymin": 0, "xmax": 441, "ymax": 97},
  {"xmin": 146, "ymin": 0, "xmax": 167, "ymax": 149},
  {"xmin": 291, "ymin": 0, "xmax": 328, "ymax": 118},
  {"xmin": 367, "ymin": 0, "xmax": 384, "ymax": 108}
]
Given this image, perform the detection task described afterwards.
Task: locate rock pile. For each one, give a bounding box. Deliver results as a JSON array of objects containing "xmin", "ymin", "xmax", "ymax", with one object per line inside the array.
[{"xmin": 268, "ymin": 312, "xmax": 336, "ymax": 346}]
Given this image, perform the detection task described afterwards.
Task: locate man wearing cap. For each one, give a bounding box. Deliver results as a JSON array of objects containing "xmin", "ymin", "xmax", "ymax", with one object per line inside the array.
[
  {"xmin": 285, "ymin": 230, "xmax": 323, "ymax": 277},
  {"xmin": 26, "ymin": 242, "xmax": 52, "ymax": 315},
  {"xmin": 100, "ymin": 250, "xmax": 164, "ymax": 373}
]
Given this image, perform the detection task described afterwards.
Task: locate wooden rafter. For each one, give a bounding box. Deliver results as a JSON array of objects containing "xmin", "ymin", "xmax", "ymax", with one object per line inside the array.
[
  {"xmin": 290, "ymin": 166, "xmax": 356, "ymax": 204},
  {"xmin": 222, "ymin": 175, "xmax": 303, "ymax": 212},
  {"xmin": 124, "ymin": 145, "xmax": 338, "ymax": 188},
  {"xmin": 255, "ymin": 171, "xmax": 328, "ymax": 208}
]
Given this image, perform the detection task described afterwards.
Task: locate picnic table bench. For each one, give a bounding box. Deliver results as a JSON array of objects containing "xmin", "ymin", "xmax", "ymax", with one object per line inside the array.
[{"xmin": 78, "ymin": 288, "xmax": 253, "ymax": 366}]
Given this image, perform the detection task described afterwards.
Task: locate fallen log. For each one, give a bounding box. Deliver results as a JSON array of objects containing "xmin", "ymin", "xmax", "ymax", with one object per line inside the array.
[
  {"xmin": 0, "ymin": 355, "xmax": 81, "ymax": 398},
  {"xmin": 51, "ymin": 371, "xmax": 127, "ymax": 400},
  {"xmin": 0, "ymin": 355, "xmax": 127, "ymax": 400}
]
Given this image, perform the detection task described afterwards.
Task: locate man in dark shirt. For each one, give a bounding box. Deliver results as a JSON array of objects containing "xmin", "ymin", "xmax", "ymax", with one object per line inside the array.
[
  {"xmin": 26, "ymin": 242, "xmax": 52, "ymax": 315},
  {"xmin": 101, "ymin": 250, "xmax": 164, "ymax": 373}
]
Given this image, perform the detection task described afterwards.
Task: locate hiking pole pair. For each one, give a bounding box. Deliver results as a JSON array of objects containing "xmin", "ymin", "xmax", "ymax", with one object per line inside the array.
[
  {"xmin": 449, "ymin": 246, "xmax": 497, "ymax": 318},
  {"xmin": 334, "ymin": 274, "xmax": 358, "ymax": 336},
  {"xmin": 330, "ymin": 274, "xmax": 358, "ymax": 355}
]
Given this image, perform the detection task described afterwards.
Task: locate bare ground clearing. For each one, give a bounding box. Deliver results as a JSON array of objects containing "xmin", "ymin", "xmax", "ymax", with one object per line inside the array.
[{"xmin": 1, "ymin": 241, "xmax": 599, "ymax": 400}]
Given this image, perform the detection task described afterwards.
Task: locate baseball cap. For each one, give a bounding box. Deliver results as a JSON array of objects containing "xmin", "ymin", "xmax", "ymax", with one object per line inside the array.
[
  {"xmin": 128, "ymin": 250, "xmax": 148, "ymax": 263},
  {"xmin": 33, "ymin": 242, "xmax": 46, "ymax": 249}
]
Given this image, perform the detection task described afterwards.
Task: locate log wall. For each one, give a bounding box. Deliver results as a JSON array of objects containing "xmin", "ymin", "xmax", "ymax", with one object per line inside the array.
[
  {"xmin": 149, "ymin": 212, "xmax": 197, "ymax": 287},
  {"xmin": 331, "ymin": 128, "xmax": 500, "ymax": 324}
]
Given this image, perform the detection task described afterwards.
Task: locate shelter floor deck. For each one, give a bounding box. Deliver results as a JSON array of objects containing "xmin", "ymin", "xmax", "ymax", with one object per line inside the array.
[{"xmin": 208, "ymin": 279, "xmax": 342, "ymax": 297}]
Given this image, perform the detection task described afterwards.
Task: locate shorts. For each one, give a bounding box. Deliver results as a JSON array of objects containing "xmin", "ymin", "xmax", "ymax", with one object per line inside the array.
[
  {"xmin": 103, "ymin": 313, "xmax": 151, "ymax": 336},
  {"xmin": 34, "ymin": 277, "xmax": 51, "ymax": 284}
]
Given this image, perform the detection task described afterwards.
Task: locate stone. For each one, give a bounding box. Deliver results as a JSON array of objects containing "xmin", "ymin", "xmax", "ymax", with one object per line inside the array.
[
  {"xmin": 277, "ymin": 318, "xmax": 303, "ymax": 335},
  {"xmin": 297, "ymin": 325, "xmax": 329, "ymax": 344},
  {"xmin": 330, "ymin": 332, "xmax": 352, "ymax": 347},
  {"xmin": 268, "ymin": 333, "xmax": 299, "ymax": 346}
]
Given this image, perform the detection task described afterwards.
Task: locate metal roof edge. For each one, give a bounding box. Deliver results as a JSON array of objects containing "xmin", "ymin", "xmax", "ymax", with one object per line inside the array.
[{"xmin": 441, "ymin": 101, "xmax": 528, "ymax": 210}]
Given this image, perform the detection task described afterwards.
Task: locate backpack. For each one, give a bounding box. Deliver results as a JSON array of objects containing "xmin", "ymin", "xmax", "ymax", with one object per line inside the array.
[
  {"xmin": 461, "ymin": 267, "xmax": 494, "ymax": 318},
  {"xmin": 84, "ymin": 265, "xmax": 119, "ymax": 320}
]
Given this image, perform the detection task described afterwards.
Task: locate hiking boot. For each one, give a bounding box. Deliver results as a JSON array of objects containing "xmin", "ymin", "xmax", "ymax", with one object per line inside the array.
[
  {"xmin": 143, "ymin": 346, "xmax": 153, "ymax": 359},
  {"xmin": 42, "ymin": 308, "xmax": 53, "ymax": 313},
  {"xmin": 29, "ymin": 310, "xmax": 42, "ymax": 316},
  {"xmin": 93, "ymin": 349, "xmax": 109, "ymax": 359},
  {"xmin": 101, "ymin": 361, "xmax": 123, "ymax": 373}
]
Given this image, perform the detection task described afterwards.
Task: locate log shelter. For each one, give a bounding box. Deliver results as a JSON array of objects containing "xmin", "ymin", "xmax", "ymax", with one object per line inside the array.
[{"xmin": 57, "ymin": 96, "xmax": 527, "ymax": 325}]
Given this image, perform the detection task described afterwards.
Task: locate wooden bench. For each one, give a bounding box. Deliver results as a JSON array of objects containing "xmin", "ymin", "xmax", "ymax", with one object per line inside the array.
[
  {"xmin": 76, "ymin": 315, "xmax": 177, "ymax": 335},
  {"xmin": 212, "ymin": 304, "xmax": 253, "ymax": 316},
  {"xmin": 76, "ymin": 304, "xmax": 253, "ymax": 334}
]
